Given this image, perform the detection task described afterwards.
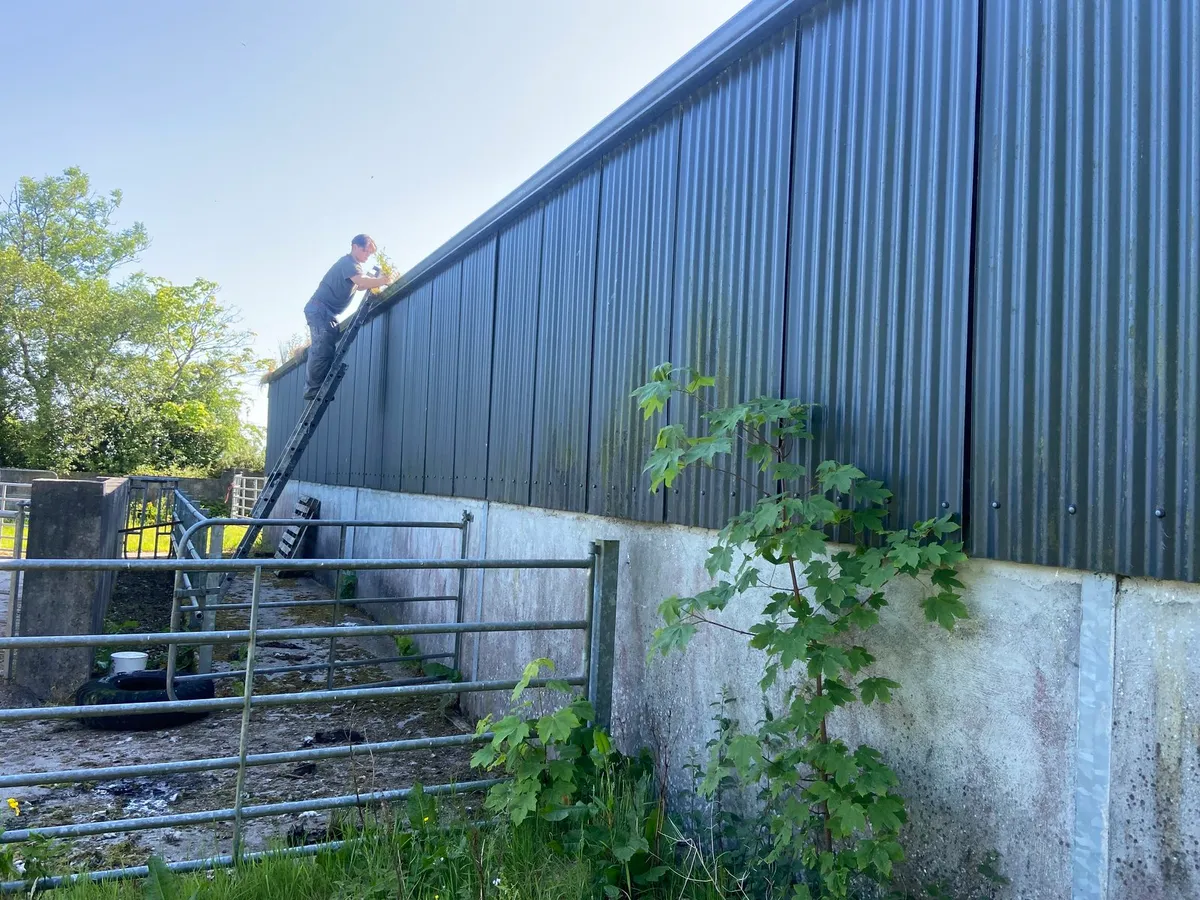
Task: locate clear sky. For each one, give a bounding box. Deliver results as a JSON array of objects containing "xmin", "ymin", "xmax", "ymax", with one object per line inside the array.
[{"xmin": 1, "ymin": 1, "xmax": 752, "ymax": 429}]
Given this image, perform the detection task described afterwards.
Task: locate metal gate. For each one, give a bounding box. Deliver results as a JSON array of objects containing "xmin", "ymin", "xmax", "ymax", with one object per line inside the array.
[
  {"xmin": 0, "ymin": 491, "xmax": 28, "ymax": 683},
  {"xmin": 0, "ymin": 534, "xmax": 617, "ymax": 893},
  {"xmin": 229, "ymin": 473, "xmax": 265, "ymax": 520}
]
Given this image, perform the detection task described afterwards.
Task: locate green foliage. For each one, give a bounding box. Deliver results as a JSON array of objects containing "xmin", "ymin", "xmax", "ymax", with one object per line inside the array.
[
  {"xmin": 471, "ymin": 659, "xmax": 674, "ymax": 897},
  {"xmin": 635, "ymin": 363, "xmax": 970, "ymax": 898},
  {"xmin": 142, "ymin": 857, "xmax": 199, "ymax": 900},
  {"xmin": 471, "ymin": 659, "xmax": 609, "ymax": 827},
  {"xmin": 0, "ymin": 167, "xmax": 267, "ymax": 474}
]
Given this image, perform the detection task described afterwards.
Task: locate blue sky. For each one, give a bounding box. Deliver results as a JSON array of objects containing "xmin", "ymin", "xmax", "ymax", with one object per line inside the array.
[{"xmin": 1, "ymin": 1, "xmax": 751, "ymax": 428}]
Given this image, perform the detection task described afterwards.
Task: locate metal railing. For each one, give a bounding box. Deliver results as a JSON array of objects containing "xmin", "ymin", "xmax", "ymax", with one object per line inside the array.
[
  {"xmin": 0, "ymin": 501, "xmax": 28, "ymax": 682},
  {"xmin": 229, "ymin": 474, "xmax": 265, "ymax": 519},
  {"xmin": 0, "ymin": 541, "xmax": 619, "ymax": 893},
  {"xmin": 167, "ymin": 507, "xmax": 474, "ymax": 691}
]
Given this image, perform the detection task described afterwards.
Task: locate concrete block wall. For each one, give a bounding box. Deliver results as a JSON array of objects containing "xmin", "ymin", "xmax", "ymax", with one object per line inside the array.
[
  {"xmin": 12, "ymin": 477, "xmax": 130, "ymax": 702},
  {"xmin": 268, "ymin": 480, "xmax": 1200, "ymax": 898}
]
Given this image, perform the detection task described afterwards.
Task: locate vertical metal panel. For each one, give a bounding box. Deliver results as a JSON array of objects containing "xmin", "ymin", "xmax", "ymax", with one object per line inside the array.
[
  {"xmin": 487, "ymin": 208, "xmax": 545, "ymax": 506},
  {"xmin": 425, "ymin": 264, "xmax": 463, "ymax": 497},
  {"xmin": 381, "ymin": 302, "xmax": 407, "ymax": 492},
  {"xmin": 401, "ymin": 283, "xmax": 434, "ymax": 493},
  {"xmin": 454, "ymin": 239, "xmax": 498, "ymax": 499},
  {"xmin": 972, "ymin": 0, "xmax": 1199, "ymax": 581},
  {"xmin": 311, "ymin": 350, "xmax": 334, "ymax": 485},
  {"xmin": 285, "ymin": 367, "xmax": 306, "ymax": 484},
  {"xmin": 265, "ymin": 379, "xmax": 282, "ymax": 473},
  {"xmin": 785, "ymin": 0, "xmax": 978, "ymax": 529},
  {"xmin": 347, "ymin": 315, "xmax": 378, "ymax": 487},
  {"xmin": 588, "ymin": 117, "xmax": 680, "ymax": 522},
  {"xmin": 531, "ymin": 172, "xmax": 602, "ymax": 512},
  {"xmin": 666, "ymin": 27, "xmax": 796, "ymax": 529},
  {"xmin": 362, "ymin": 315, "xmax": 388, "ymax": 490},
  {"xmin": 332, "ymin": 332, "xmax": 356, "ymax": 486}
]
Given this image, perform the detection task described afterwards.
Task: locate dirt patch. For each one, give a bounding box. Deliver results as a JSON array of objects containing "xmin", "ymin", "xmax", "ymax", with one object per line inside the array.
[
  {"xmin": 2, "ymin": 571, "xmax": 486, "ymax": 876},
  {"xmin": 106, "ymin": 571, "xmax": 176, "ymax": 635}
]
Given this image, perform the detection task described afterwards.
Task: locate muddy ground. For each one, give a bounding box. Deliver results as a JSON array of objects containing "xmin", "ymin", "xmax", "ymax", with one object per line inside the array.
[{"xmin": 0, "ymin": 569, "xmax": 484, "ymax": 875}]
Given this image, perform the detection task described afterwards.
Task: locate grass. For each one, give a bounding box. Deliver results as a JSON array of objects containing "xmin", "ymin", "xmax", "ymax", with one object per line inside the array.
[
  {"xmin": 23, "ymin": 769, "xmax": 756, "ymax": 900},
  {"xmin": 47, "ymin": 816, "xmax": 742, "ymax": 900},
  {"xmin": 120, "ymin": 525, "xmax": 260, "ymax": 559},
  {"xmin": 0, "ymin": 519, "xmax": 27, "ymax": 558}
]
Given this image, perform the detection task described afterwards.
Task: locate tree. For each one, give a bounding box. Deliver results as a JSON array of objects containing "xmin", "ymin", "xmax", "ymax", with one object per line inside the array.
[{"xmin": 0, "ymin": 167, "xmax": 266, "ymax": 473}]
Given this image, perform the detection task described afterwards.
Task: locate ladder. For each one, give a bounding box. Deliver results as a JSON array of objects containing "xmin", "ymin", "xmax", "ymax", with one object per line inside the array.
[{"xmin": 219, "ymin": 295, "xmax": 376, "ymax": 591}]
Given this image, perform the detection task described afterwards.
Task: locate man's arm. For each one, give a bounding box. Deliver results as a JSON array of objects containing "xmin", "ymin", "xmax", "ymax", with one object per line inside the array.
[{"xmin": 350, "ymin": 273, "xmax": 394, "ymax": 291}]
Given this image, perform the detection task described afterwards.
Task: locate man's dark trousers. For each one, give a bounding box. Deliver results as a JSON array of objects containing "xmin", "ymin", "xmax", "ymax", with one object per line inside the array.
[{"xmin": 304, "ymin": 302, "xmax": 339, "ymax": 399}]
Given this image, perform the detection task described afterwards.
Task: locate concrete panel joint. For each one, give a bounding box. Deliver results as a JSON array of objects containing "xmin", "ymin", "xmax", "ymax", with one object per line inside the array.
[{"xmin": 1073, "ymin": 573, "xmax": 1117, "ymax": 900}]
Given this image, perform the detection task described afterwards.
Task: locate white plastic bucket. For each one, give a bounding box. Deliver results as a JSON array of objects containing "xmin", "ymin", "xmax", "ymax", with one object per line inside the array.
[{"xmin": 110, "ymin": 651, "xmax": 149, "ymax": 674}]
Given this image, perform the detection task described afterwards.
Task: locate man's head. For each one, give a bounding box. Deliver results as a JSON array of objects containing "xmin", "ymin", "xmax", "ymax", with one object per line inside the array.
[{"xmin": 350, "ymin": 234, "xmax": 376, "ymax": 263}]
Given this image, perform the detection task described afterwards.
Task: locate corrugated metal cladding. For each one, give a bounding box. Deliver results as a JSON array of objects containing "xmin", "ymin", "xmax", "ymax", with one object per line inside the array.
[
  {"xmin": 487, "ymin": 208, "xmax": 545, "ymax": 506},
  {"xmin": 380, "ymin": 303, "xmax": 407, "ymax": 492},
  {"xmin": 786, "ymin": 0, "xmax": 978, "ymax": 531},
  {"xmin": 424, "ymin": 263, "xmax": 463, "ymax": 498},
  {"xmin": 531, "ymin": 172, "xmax": 602, "ymax": 512},
  {"xmin": 362, "ymin": 315, "xmax": 388, "ymax": 489},
  {"xmin": 331, "ymin": 322, "xmax": 359, "ymax": 486},
  {"xmin": 346, "ymin": 315, "xmax": 385, "ymax": 487},
  {"xmin": 264, "ymin": 0, "xmax": 1198, "ymax": 584},
  {"xmin": 453, "ymin": 239, "xmax": 497, "ymax": 499},
  {"xmin": 400, "ymin": 283, "xmax": 434, "ymax": 493},
  {"xmin": 588, "ymin": 117, "xmax": 680, "ymax": 522},
  {"xmin": 666, "ymin": 26, "xmax": 796, "ymax": 530},
  {"xmin": 971, "ymin": 0, "xmax": 1200, "ymax": 581},
  {"xmin": 265, "ymin": 378, "xmax": 281, "ymax": 473}
]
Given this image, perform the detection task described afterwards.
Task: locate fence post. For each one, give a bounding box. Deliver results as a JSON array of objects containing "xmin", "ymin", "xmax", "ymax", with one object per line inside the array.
[
  {"xmin": 452, "ymin": 510, "xmax": 472, "ymax": 675},
  {"xmin": 231, "ymin": 564, "xmax": 263, "ymax": 864},
  {"xmin": 588, "ymin": 539, "xmax": 618, "ymax": 733}
]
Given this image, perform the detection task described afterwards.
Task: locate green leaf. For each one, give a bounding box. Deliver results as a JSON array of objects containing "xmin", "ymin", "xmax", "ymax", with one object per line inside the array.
[
  {"xmin": 828, "ymin": 798, "xmax": 868, "ymax": 837},
  {"xmin": 726, "ymin": 734, "xmax": 764, "ymax": 780},
  {"xmin": 592, "ymin": 729, "xmax": 613, "ymax": 758},
  {"xmin": 750, "ymin": 499, "xmax": 784, "ymax": 536},
  {"xmin": 772, "ymin": 462, "xmax": 807, "ymax": 481},
  {"xmin": 613, "ymin": 833, "xmax": 650, "ymax": 863},
  {"xmin": 705, "ymin": 543, "xmax": 734, "ymax": 576},
  {"xmin": 921, "ymin": 591, "xmax": 969, "ymax": 630},
  {"xmin": 859, "ymin": 677, "xmax": 902, "ymax": 705},
  {"xmin": 866, "ymin": 795, "xmax": 906, "ymax": 834},
  {"xmin": 512, "ymin": 658, "xmax": 554, "ymax": 700},
  {"xmin": 931, "ymin": 567, "xmax": 966, "ymax": 591},
  {"xmin": 852, "ymin": 478, "xmax": 892, "ymax": 505},
  {"xmin": 845, "ymin": 646, "xmax": 875, "ymax": 673},
  {"xmin": 816, "ymin": 461, "xmax": 866, "ymax": 494},
  {"xmin": 887, "ymin": 543, "xmax": 922, "ymax": 570},
  {"xmin": 649, "ymin": 620, "xmax": 697, "ymax": 658},
  {"xmin": 536, "ymin": 708, "xmax": 579, "ymax": 745}
]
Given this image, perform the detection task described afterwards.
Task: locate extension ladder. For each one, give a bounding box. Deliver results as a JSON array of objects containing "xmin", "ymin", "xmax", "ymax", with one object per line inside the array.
[{"xmin": 219, "ymin": 295, "xmax": 376, "ymax": 592}]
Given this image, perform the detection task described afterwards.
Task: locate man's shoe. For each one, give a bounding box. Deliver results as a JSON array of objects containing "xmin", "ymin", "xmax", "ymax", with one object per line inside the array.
[{"xmin": 303, "ymin": 390, "xmax": 318, "ymax": 401}]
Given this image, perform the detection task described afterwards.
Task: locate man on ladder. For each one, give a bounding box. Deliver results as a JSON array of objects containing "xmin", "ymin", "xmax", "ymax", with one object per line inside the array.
[
  {"xmin": 218, "ymin": 233, "xmax": 397, "ymax": 580},
  {"xmin": 303, "ymin": 233, "xmax": 395, "ymax": 400}
]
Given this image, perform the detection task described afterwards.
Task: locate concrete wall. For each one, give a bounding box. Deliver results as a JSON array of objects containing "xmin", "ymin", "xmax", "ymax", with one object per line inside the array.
[
  {"xmin": 269, "ymin": 480, "xmax": 1200, "ymax": 899},
  {"xmin": 12, "ymin": 477, "xmax": 130, "ymax": 702}
]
